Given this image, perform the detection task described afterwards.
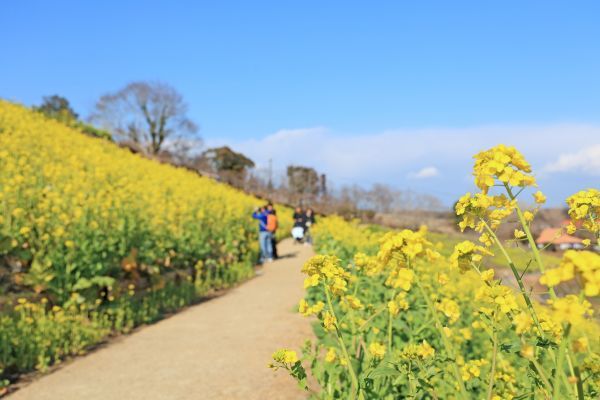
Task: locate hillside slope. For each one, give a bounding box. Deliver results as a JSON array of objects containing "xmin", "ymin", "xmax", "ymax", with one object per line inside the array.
[{"xmin": 0, "ymin": 100, "xmax": 290, "ymax": 386}]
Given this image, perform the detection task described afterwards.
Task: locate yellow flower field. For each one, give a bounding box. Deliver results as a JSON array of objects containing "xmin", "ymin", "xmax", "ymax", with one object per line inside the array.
[
  {"xmin": 0, "ymin": 101, "xmax": 291, "ymax": 382},
  {"xmin": 272, "ymin": 145, "xmax": 599, "ymax": 399}
]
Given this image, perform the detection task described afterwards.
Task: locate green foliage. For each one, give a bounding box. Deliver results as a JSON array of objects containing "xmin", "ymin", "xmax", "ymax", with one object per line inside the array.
[
  {"xmin": 201, "ymin": 146, "xmax": 255, "ymax": 173},
  {"xmin": 76, "ymin": 122, "xmax": 112, "ymax": 140},
  {"xmin": 33, "ymin": 95, "xmax": 78, "ymax": 123},
  {"xmin": 32, "ymin": 94, "xmax": 112, "ymax": 140}
]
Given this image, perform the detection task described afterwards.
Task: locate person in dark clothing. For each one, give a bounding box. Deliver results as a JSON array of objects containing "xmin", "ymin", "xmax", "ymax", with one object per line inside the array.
[
  {"xmin": 304, "ymin": 208, "xmax": 316, "ymax": 245},
  {"xmin": 266, "ymin": 203, "xmax": 278, "ymax": 259},
  {"xmin": 292, "ymin": 207, "xmax": 305, "ymax": 244}
]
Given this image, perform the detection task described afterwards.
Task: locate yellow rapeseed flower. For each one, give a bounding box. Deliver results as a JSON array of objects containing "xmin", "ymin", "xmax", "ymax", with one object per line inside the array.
[
  {"xmin": 369, "ymin": 342, "xmax": 386, "ymax": 359},
  {"xmin": 323, "ymin": 311, "xmax": 337, "ymax": 332},
  {"xmin": 272, "ymin": 349, "xmax": 299, "ymax": 364},
  {"xmin": 325, "ymin": 347, "xmax": 337, "ymax": 363},
  {"xmin": 436, "ymin": 298, "xmax": 460, "ymax": 324},
  {"xmin": 566, "ymin": 189, "xmax": 599, "ymax": 235},
  {"xmin": 533, "ymin": 191, "xmax": 546, "ymax": 204},
  {"xmin": 473, "ymin": 145, "xmax": 535, "ymax": 194}
]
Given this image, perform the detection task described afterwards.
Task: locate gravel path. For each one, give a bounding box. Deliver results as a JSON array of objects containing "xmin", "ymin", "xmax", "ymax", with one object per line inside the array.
[{"xmin": 9, "ymin": 239, "xmax": 313, "ymax": 400}]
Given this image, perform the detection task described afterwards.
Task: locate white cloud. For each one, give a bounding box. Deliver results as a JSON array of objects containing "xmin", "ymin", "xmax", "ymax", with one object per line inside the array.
[
  {"xmin": 543, "ymin": 144, "xmax": 600, "ymax": 175},
  {"xmin": 205, "ymin": 123, "xmax": 600, "ymax": 204},
  {"xmin": 410, "ymin": 166, "xmax": 440, "ymax": 179}
]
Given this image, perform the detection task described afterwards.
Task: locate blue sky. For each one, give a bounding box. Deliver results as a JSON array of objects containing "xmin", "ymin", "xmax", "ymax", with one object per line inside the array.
[{"xmin": 1, "ymin": 1, "xmax": 599, "ymax": 206}]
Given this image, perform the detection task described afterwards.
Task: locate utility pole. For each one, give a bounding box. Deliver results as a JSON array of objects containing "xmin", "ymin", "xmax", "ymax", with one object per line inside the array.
[
  {"xmin": 320, "ymin": 174, "xmax": 327, "ymax": 197},
  {"xmin": 267, "ymin": 158, "xmax": 273, "ymax": 190}
]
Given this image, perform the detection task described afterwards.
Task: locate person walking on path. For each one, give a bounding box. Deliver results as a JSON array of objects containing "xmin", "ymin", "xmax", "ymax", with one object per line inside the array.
[
  {"xmin": 252, "ymin": 206, "xmax": 273, "ymax": 263},
  {"xmin": 304, "ymin": 208, "xmax": 316, "ymax": 245},
  {"xmin": 291, "ymin": 207, "xmax": 305, "ymax": 244},
  {"xmin": 266, "ymin": 203, "xmax": 278, "ymax": 259}
]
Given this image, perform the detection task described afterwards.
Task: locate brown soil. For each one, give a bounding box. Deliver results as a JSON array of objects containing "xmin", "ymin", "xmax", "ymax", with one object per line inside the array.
[{"xmin": 8, "ymin": 239, "xmax": 313, "ymax": 400}]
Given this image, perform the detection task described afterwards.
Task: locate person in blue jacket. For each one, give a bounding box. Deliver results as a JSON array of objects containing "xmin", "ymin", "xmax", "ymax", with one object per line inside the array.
[{"xmin": 252, "ymin": 205, "xmax": 273, "ymax": 263}]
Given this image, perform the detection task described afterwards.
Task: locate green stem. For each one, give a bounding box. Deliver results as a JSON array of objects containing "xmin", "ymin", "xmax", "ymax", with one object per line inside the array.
[
  {"xmin": 574, "ymin": 366, "xmax": 584, "ymax": 400},
  {"xmin": 387, "ymin": 288, "xmax": 396, "ymax": 352},
  {"xmin": 358, "ymin": 305, "xmax": 386, "ymax": 331},
  {"xmin": 486, "ymin": 323, "xmax": 498, "ymax": 400},
  {"xmin": 415, "ymin": 359, "xmax": 440, "ymax": 400},
  {"xmin": 481, "ymin": 220, "xmax": 544, "ymax": 337},
  {"xmin": 387, "ymin": 309, "xmax": 393, "ymax": 351},
  {"xmin": 324, "ymin": 287, "xmax": 362, "ymax": 399},
  {"xmin": 504, "ymin": 184, "xmax": 556, "ymax": 299},
  {"xmin": 530, "ymin": 357, "xmax": 553, "ymax": 396},
  {"xmin": 566, "ymin": 349, "xmax": 584, "ymax": 400},
  {"xmin": 415, "ymin": 279, "xmax": 469, "ymax": 399},
  {"xmin": 408, "ymin": 361, "xmax": 416, "ymax": 397},
  {"xmin": 482, "ymin": 218, "xmax": 571, "ymax": 396},
  {"xmin": 553, "ymin": 324, "xmax": 574, "ymax": 399}
]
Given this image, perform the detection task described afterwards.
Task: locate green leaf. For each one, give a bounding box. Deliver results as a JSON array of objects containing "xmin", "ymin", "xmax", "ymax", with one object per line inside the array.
[
  {"xmin": 0, "ymin": 236, "xmax": 12, "ymax": 253},
  {"xmin": 500, "ymin": 340, "xmax": 521, "ymax": 353},
  {"xmin": 72, "ymin": 276, "xmax": 114, "ymax": 291},
  {"xmin": 72, "ymin": 277, "xmax": 92, "ymax": 291},
  {"xmin": 367, "ymin": 366, "xmax": 401, "ymax": 379},
  {"xmin": 536, "ymin": 337, "xmax": 558, "ymax": 349}
]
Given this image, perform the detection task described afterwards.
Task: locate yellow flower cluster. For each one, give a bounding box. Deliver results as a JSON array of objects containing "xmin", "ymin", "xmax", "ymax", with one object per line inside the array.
[
  {"xmin": 298, "ymin": 299, "xmax": 324, "ymax": 316},
  {"xmin": 353, "ymin": 252, "xmax": 383, "ymax": 276},
  {"xmin": 513, "ymin": 312, "xmax": 533, "ymax": 335},
  {"xmin": 271, "ymin": 349, "xmax": 299, "ymax": 364},
  {"xmin": 566, "ymin": 188, "xmax": 600, "ymax": 236},
  {"xmin": 399, "ymin": 341, "xmax": 436, "ymax": 360},
  {"xmin": 455, "ymin": 193, "xmax": 516, "ymax": 232},
  {"xmin": 472, "ymin": 144, "xmax": 535, "ymax": 194},
  {"xmin": 342, "ymin": 295, "xmax": 364, "ymax": 310},
  {"xmin": 436, "ymin": 298, "xmax": 461, "ymax": 324},
  {"xmin": 549, "ymin": 295, "xmax": 594, "ymax": 325},
  {"xmin": 450, "ymin": 240, "xmax": 493, "ymax": 272},
  {"xmin": 540, "ymin": 250, "xmax": 600, "ymax": 296},
  {"xmin": 323, "ymin": 311, "xmax": 337, "ymax": 331},
  {"xmin": 325, "ymin": 347, "xmax": 337, "ymax": 363},
  {"xmin": 368, "ymin": 342, "xmax": 386, "ymax": 359},
  {"xmin": 378, "ymin": 227, "xmax": 436, "ymax": 265},
  {"xmin": 387, "ymin": 292, "xmax": 409, "ymax": 316},
  {"xmin": 385, "ymin": 267, "xmax": 415, "ymax": 291},
  {"xmin": 377, "ymin": 228, "xmax": 439, "ymax": 291},
  {"xmin": 460, "ymin": 358, "xmax": 488, "ymax": 381},
  {"xmin": 475, "ymin": 283, "xmax": 519, "ymax": 316},
  {"xmin": 301, "ymin": 255, "xmax": 351, "ymax": 296}
]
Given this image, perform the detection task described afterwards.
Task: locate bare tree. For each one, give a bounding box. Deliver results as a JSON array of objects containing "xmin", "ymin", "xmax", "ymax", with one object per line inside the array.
[
  {"xmin": 368, "ymin": 183, "xmax": 395, "ymax": 213},
  {"xmin": 90, "ymin": 81, "xmax": 198, "ymax": 154}
]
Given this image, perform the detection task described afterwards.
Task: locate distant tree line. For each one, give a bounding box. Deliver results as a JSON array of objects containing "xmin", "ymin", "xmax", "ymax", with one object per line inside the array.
[{"xmin": 33, "ymin": 80, "xmax": 443, "ymax": 222}]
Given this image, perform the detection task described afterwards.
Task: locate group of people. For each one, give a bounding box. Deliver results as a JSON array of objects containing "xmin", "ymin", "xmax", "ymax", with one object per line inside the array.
[
  {"xmin": 251, "ymin": 204, "xmax": 316, "ymax": 264},
  {"xmin": 292, "ymin": 207, "xmax": 316, "ymax": 245},
  {"xmin": 252, "ymin": 203, "xmax": 279, "ymax": 264}
]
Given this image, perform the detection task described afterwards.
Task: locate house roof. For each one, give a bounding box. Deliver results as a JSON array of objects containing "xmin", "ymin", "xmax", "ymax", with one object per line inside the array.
[{"xmin": 536, "ymin": 227, "xmax": 583, "ymax": 244}]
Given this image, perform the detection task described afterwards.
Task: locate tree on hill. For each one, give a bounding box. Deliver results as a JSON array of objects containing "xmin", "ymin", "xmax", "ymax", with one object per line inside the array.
[
  {"xmin": 90, "ymin": 81, "xmax": 198, "ymax": 155},
  {"xmin": 195, "ymin": 146, "xmax": 255, "ymax": 187},
  {"xmin": 34, "ymin": 95, "xmax": 112, "ymax": 140},
  {"xmin": 34, "ymin": 95, "xmax": 78, "ymax": 123},
  {"xmin": 287, "ymin": 165, "xmax": 321, "ymax": 204}
]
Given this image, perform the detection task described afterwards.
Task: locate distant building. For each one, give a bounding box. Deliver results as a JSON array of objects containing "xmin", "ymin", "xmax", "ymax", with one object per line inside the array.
[{"xmin": 536, "ymin": 227, "xmax": 584, "ymax": 251}]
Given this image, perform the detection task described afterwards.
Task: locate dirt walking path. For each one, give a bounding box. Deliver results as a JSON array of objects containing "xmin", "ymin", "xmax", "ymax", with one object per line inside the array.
[{"xmin": 10, "ymin": 239, "xmax": 313, "ymax": 400}]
